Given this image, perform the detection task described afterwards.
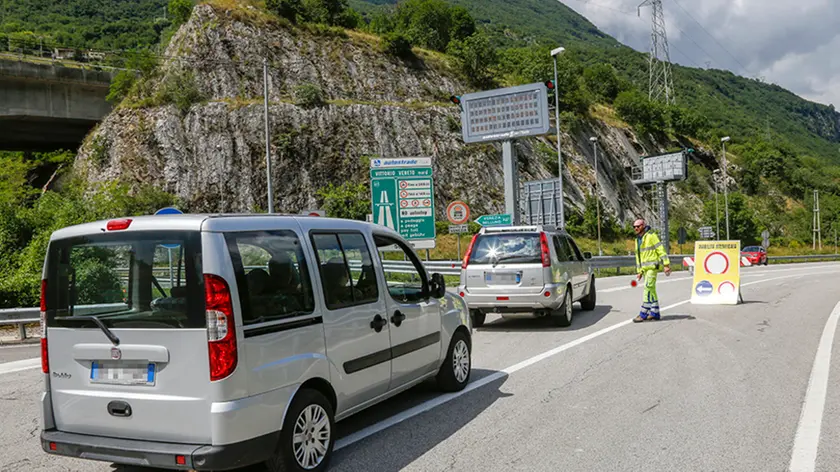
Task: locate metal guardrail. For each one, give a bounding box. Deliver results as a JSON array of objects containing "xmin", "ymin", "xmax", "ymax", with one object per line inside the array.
[{"xmin": 4, "ymin": 254, "xmax": 839, "ymax": 342}]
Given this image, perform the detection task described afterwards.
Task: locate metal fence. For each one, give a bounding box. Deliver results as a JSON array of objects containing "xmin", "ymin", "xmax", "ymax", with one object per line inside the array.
[{"xmin": 3, "ymin": 254, "xmax": 839, "ymax": 341}]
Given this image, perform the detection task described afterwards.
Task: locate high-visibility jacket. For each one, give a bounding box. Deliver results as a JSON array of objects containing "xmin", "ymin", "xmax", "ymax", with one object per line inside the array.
[{"xmin": 635, "ymin": 227, "xmax": 670, "ymax": 274}]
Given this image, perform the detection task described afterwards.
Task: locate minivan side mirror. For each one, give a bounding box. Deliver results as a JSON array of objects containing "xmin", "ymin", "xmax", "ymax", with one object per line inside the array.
[
  {"xmin": 583, "ymin": 252, "xmax": 593, "ymax": 260},
  {"xmin": 429, "ymin": 273, "xmax": 446, "ymax": 299}
]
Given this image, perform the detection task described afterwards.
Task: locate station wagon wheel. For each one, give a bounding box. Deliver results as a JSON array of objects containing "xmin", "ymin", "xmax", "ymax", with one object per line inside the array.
[
  {"xmin": 552, "ymin": 289, "xmax": 573, "ymax": 327},
  {"xmin": 437, "ymin": 331, "xmax": 471, "ymax": 392},
  {"xmin": 266, "ymin": 389, "xmax": 334, "ymax": 472}
]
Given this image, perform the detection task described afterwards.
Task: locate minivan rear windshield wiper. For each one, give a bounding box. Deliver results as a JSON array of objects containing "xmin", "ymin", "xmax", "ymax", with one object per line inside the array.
[{"xmin": 55, "ymin": 315, "xmax": 121, "ymax": 346}]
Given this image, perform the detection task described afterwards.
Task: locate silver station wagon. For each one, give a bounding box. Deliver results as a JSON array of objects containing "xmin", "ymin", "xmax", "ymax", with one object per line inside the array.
[
  {"xmin": 458, "ymin": 225, "xmax": 596, "ymax": 327},
  {"xmin": 38, "ymin": 214, "xmax": 472, "ymax": 471}
]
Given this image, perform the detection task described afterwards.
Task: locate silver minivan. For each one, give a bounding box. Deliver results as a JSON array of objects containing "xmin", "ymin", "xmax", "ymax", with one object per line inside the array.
[
  {"xmin": 38, "ymin": 214, "xmax": 472, "ymax": 471},
  {"xmin": 457, "ymin": 225, "xmax": 596, "ymax": 327}
]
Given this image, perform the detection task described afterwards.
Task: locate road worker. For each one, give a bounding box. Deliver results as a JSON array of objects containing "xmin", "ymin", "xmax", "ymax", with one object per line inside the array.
[{"xmin": 633, "ymin": 218, "xmax": 671, "ymax": 322}]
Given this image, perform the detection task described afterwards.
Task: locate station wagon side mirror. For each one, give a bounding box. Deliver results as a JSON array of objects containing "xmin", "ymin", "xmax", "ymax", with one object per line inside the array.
[
  {"xmin": 429, "ymin": 273, "xmax": 446, "ymax": 299},
  {"xmin": 583, "ymin": 252, "xmax": 593, "ymax": 260}
]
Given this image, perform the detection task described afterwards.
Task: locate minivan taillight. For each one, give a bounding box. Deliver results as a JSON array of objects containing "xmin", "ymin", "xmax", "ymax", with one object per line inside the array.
[
  {"xmin": 540, "ymin": 232, "xmax": 551, "ymax": 267},
  {"xmin": 462, "ymin": 234, "xmax": 479, "ymax": 269},
  {"xmin": 40, "ymin": 279, "xmax": 49, "ymax": 374},
  {"xmin": 205, "ymin": 274, "xmax": 237, "ymax": 381}
]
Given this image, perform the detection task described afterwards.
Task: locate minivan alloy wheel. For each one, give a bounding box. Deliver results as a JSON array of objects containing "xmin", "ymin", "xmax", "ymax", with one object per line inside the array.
[
  {"xmin": 453, "ymin": 339, "xmax": 470, "ymax": 383},
  {"xmin": 293, "ymin": 404, "xmax": 331, "ymax": 470}
]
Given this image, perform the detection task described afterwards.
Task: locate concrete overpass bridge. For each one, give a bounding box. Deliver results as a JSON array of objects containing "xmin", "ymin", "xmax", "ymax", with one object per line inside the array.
[{"xmin": 0, "ymin": 57, "xmax": 114, "ymax": 152}]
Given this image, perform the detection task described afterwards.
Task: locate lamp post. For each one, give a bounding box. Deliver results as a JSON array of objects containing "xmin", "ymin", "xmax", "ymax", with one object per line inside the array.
[
  {"xmin": 590, "ymin": 136, "xmax": 602, "ymax": 256},
  {"xmin": 551, "ymin": 46, "xmax": 566, "ymax": 228},
  {"xmin": 713, "ymin": 169, "xmax": 721, "ymax": 239},
  {"xmin": 721, "ymin": 136, "xmax": 731, "ymax": 239}
]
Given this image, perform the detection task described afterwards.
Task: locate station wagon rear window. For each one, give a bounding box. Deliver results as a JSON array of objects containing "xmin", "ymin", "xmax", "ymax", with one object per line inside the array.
[
  {"xmin": 468, "ymin": 233, "xmax": 542, "ymax": 265},
  {"xmin": 45, "ymin": 231, "xmax": 205, "ymax": 329}
]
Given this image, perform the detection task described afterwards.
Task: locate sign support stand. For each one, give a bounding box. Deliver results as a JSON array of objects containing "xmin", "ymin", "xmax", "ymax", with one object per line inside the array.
[
  {"xmin": 503, "ymin": 140, "xmax": 520, "ymax": 226},
  {"xmin": 658, "ymin": 181, "xmax": 669, "ymax": 253}
]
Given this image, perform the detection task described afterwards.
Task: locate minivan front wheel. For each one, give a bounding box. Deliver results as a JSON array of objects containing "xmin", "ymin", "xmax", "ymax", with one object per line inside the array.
[
  {"xmin": 437, "ymin": 331, "xmax": 471, "ymax": 392},
  {"xmin": 267, "ymin": 389, "xmax": 335, "ymax": 472},
  {"xmin": 470, "ymin": 310, "xmax": 486, "ymax": 328}
]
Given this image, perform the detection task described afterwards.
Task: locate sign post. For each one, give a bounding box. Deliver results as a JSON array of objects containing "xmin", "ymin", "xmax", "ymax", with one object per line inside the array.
[
  {"xmin": 690, "ymin": 240, "xmax": 742, "ymax": 305},
  {"xmin": 370, "ymin": 158, "xmax": 436, "ymax": 249},
  {"xmin": 446, "ymin": 201, "xmax": 471, "ymax": 261}
]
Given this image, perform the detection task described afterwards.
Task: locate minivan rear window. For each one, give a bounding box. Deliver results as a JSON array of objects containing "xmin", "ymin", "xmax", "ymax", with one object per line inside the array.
[
  {"xmin": 45, "ymin": 231, "xmax": 205, "ymax": 329},
  {"xmin": 469, "ymin": 233, "xmax": 542, "ymax": 265}
]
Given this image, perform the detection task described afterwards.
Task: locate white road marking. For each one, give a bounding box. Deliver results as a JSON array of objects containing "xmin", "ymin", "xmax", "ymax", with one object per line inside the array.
[
  {"xmin": 336, "ymin": 269, "xmax": 840, "ymax": 451},
  {"xmin": 788, "ymin": 299, "xmax": 840, "ymax": 472},
  {"xmin": 0, "ymin": 357, "xmax": 41, "ymax": 376}
]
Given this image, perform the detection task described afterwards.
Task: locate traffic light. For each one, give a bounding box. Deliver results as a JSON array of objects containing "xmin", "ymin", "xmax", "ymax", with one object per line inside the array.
[
  {"xmin": 449, "ymin": 95, "xmax": 462, "ymax": 105},
  {"xmin": 544, "ymin": 80, "xmax": 555, "ymax": 91}
]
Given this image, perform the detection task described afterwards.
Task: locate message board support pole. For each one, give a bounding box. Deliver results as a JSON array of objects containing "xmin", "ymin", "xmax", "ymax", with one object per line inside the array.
[
  {"xmin": 658, "ymin": 181, "xmax": 669, "ymax": 253},
  {"xmin": 503, "ymin": 140, "xmax": 521, "ymax": 226}
]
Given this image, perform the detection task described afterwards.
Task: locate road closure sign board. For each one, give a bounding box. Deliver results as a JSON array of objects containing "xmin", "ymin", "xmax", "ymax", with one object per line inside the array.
[
  {"xmin": 370, "ymin": 158, "xmax": 436, "ymax": 249},
  {"xmin": 446, "ymin": 201, "xmax": 470, "ymax": 225},
  {"xmin": 691, "ymin": 240, "xmax": 741, "ymax": 305}
]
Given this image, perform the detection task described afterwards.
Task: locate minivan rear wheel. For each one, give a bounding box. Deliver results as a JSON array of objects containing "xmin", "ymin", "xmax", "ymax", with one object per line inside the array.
[
  {"xmin": 437, "ymin": 330, "xmax": 471, "ymax": 392},
  {"xmin": 266, "ymin": 389, "xmax": 334, "ymax": 472}
]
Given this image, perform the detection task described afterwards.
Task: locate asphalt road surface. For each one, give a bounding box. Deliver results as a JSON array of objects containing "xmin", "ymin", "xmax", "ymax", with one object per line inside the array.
[{"xmin": 2, "ymin": 262, "xmax": 840, "ymax": 472}]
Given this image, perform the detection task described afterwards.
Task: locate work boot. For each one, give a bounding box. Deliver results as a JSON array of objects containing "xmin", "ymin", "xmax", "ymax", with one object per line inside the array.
[{"xmin": 633, "ymin": 315, "xmax": 647, "ymax": 323}]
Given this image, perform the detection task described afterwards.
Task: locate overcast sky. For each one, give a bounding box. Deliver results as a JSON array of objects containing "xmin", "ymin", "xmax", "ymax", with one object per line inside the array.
[{"xmin": 560, "ymin": 0, "xmax": 840, "ymax": 108}]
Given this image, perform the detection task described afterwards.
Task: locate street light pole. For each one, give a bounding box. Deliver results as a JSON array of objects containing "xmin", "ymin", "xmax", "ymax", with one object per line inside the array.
[
  {"xmin": 721, "ymin": 136, "xmax": 731, "ymax": 240},
  {"xmin": 264, "ymin": 58, "xmax": 274, "ymax": 214},
  {"xmin": 551, "ymin": 46, "xmax": 566, "ymax": 228},
  {"xmin": 713, "ymin": 169, "xmax": 721, "ymax": 239},
  {"xmin": 590, "ymin": 136, "xmax": 602, "ymax": 256}
]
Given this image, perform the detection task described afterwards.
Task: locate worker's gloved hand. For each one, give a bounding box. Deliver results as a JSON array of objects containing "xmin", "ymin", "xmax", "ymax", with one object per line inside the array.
[
  {"xmin": 637, "ymin": 273, "xmax": 643, "ymax": 281},
  {"xmin": 664, "ymin": 266, "xmax": 672, "ymax": 276}
]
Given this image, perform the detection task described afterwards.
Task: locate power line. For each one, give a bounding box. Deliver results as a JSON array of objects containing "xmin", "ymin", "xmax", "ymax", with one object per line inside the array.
[{"xmin": 669, "ymin": 0, "xmax": 756, "ymax": 78}]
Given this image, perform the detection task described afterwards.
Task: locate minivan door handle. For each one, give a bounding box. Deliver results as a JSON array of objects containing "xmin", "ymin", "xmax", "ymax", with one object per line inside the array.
[
  {"xmin": 370, "ymin": 315, "xmax": 387, "ymax": 332},
  {"xmin": 391, "ymin": 311, "xmax": 406, "ymax": 327}
]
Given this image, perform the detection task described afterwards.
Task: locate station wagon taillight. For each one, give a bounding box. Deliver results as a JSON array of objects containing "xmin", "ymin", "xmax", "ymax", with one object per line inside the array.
[
  {"xmin": 540, "ymin": 232, "xmax": 551, "ymax": 267},
  {"xmin": 205, "ymin": 274, "xmax": 237, "ymax": 381},
  {"xmin": 462, "ymin": 234, "xmax": 479, "ymax": 269},
  {"xmin": 40, "ymin": 279, "xmax": 49, "ymax": 374}
]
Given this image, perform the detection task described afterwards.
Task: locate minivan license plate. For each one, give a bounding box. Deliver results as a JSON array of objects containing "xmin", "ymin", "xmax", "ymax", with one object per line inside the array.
[{"xmin": 91, "ymin": 361, "xmax": 156, "ymax": 386}]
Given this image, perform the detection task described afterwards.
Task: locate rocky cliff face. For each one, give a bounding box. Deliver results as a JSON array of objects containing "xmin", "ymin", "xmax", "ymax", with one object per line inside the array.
[{"xmin": 75, "ymin": 3, "xmax": 696, "ymax": 225}]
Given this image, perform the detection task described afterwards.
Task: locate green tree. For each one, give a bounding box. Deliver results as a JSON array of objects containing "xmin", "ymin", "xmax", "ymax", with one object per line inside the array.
[
  {"xmin": 582, "ymin": 64, "xmax": 623, "ymax": 103},
  {"xmin": 317, "ymin": 183, "xmax": 370, "ymax": 220},
  {"xmin": 302, "ymin": 0, "xmax": 350, "ymax": 25},
  {"xmin": 668, "ymin": 106, "xmax": 708, "ymax": 138},
  {"xmin": 106, "ymin": 50, "xmax": 159, "ymax": 104},
  {"xmin": 392, "ymin": 0, "xmax": 454, "ymax": 52},
  {"xmin": 702, "ymin": 192, "xmax": 758, "ymax": 243},
  {"xmin": 614, "ymin": 90, "xmax": 667, "ymax": 135},
  {"xmin": 449, "ymin": 6, "xmax": 476, "ymax": 42},
  {"xmin": 446, "ymin": 33, "xmax": 497, "ymax": 87},
  {"xmin": 267, "ymin": 0, "xmax": 303, "ymax": 23},
  {"xmin": 381, "ymin": 32, "xmax": 413, "ymax": 58},
  {"xmin": 167, "ymin": 0, "xmax": 193, "ymax": 26}
]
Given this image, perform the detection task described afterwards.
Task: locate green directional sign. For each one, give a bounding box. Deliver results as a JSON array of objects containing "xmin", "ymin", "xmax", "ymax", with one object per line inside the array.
[
  {"xmin": 476, "ymin": 214, "xmax": 512, "ymax": 227},
  {"xmin": 370, "ymin": 158, "xmax": 436, "ymax": 249}
]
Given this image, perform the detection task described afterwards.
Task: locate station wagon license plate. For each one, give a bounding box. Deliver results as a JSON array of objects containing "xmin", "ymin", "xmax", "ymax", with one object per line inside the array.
[
  {"xmin": 486, "ymin": 272, "xmax": 521, "ymax": 284},
  {"xmin": 91, "ymin": 361, "xmax": 156, "ymax": 386}
]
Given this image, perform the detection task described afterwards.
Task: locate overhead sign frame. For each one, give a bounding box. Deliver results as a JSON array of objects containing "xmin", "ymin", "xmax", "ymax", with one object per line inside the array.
[{"xmin": 458, "ymin": 82, "xmax": 551, "ymax": 144}]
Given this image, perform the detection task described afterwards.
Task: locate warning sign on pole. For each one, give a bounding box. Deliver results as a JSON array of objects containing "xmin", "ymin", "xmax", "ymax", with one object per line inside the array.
[{"xmin": 691, "ymin": 240, "xmax": 742, "ymax": 305}]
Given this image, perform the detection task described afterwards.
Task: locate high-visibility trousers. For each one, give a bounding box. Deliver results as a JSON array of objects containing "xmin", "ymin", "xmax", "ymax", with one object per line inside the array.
[{"xmin": 639, "ymin": 269, "xmax": 660, "ymax": 320}]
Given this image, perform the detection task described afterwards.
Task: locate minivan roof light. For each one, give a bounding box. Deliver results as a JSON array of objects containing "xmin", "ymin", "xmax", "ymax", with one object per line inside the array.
[{"xmin": 106, "ymin": 219, "xmax": 132, "ymax": 231}]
